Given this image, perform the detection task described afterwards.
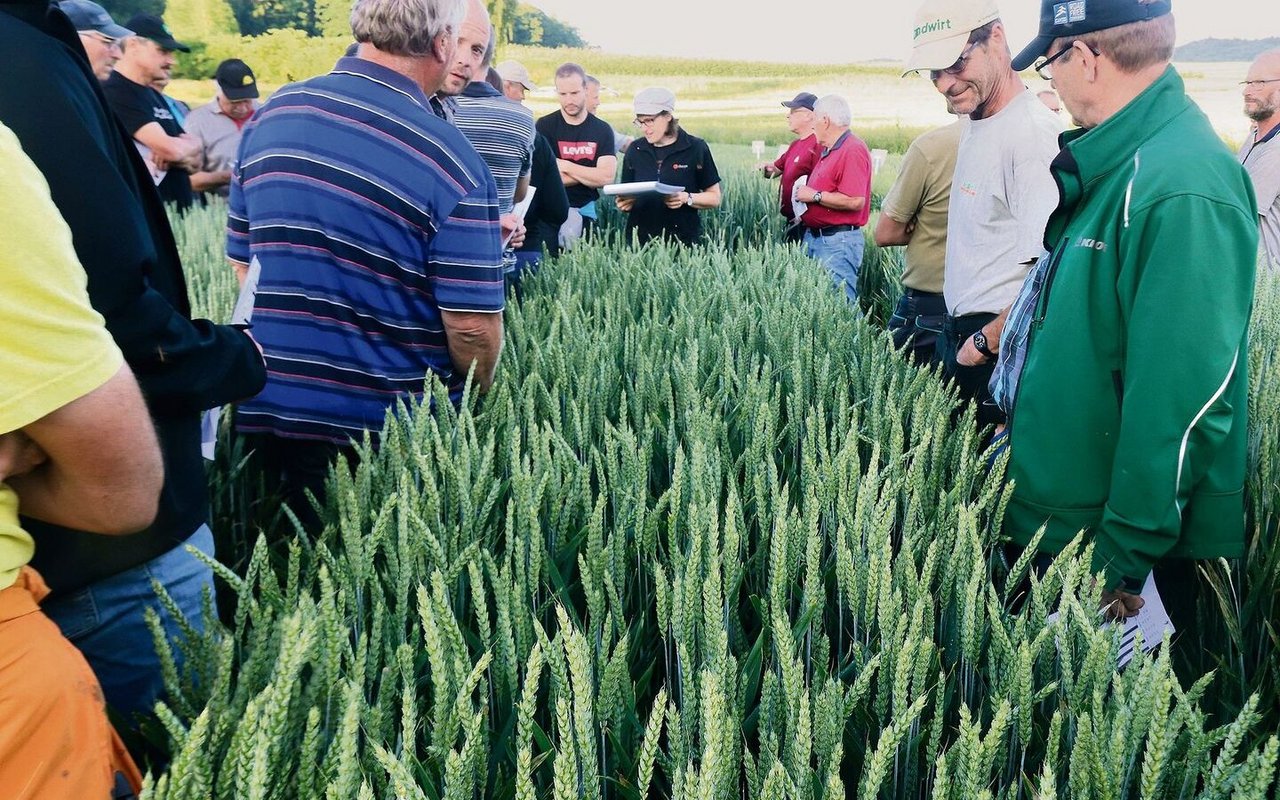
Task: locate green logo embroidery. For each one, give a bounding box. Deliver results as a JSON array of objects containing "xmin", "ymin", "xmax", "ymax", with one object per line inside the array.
[{"xmin": 914, "ymin": 18, "xmax": 952, "ymax": 40}]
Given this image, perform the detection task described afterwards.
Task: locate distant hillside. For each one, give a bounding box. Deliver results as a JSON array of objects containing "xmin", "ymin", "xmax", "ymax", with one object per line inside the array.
[{"xmin": 1175, "ymin": 38, "xmax": 1280, "ymax": 62}]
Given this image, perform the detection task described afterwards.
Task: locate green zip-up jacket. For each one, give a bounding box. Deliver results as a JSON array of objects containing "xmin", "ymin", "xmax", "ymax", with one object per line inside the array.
[{"xmin": 1005, "ymin": 67, "xmax": 1258, "ymax": 590}]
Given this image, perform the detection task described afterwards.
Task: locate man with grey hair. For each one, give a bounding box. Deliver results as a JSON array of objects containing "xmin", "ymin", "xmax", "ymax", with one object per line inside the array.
[
  {"xmin": 57, "ymin": 0, "xmax": 131, "ymax": 80},
  {"xmin": 1239, "ymin": 49, "xmax": 1280, "ymax": 271},
  {"xmin": 584, "ymin": 74, "xmax": 632, "ymax": 153},
  {"xmin": 228, "ymin": 0, "xmax": 507, "ymax": 525},
  {"xmin": 1002, "ymin": 0, "xmax": 1257, "ymax": 635},
  {"xmin": 903, "ymin": 0, "xmax": 1061, "ymax": 429},
  {"xmin": 792, "ymin": 94, "xmax": 873, "ymax": 304}
]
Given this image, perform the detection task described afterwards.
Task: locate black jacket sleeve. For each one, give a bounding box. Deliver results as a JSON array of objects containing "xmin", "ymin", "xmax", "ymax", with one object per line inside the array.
[
  {"xmin": 531, "ymin": 133, "xmax": 569, "ymax": 228},
  {"xmin": 0, "ymin": 18, "xmax": 265, "ymax": 417}
]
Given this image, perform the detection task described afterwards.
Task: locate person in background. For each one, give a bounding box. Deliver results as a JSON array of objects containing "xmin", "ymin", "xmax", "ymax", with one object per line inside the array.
[
  {"xmin": 903, "ymin": 0, "xmax": 1061, "ymax": 429},
  {"xmin": 757, "ymin": 91, "xmax": 822, "ymax": 243},
  {"xmin": 536, "ymin": 62, "xmax": 618, "ymax": 250},
  {"xmin": 793, "ymin": 94, "xmax": 873, "ymax": 304},
  {"xmin": 1036, "ymin": 88, "xmax": 1062, "ymax": 113},
  {"xmin": 615, "ymin": 87, "xmax": 722, "ymax": 246},
  {"xmin": 1, "ymin": 0, "xmax": 266, "ymax": 752},
  {"xmin": 875, "ymin": 112, "xmax": 963, "ymax": 365},
  {"xmin": 497, "ymin": 58, "xmax": 536, "ymax": 102},
  {"xmin": 57, "ymin": 0, "xmax": 130, "ymax": 81},
  {"xmin": 184, "ymin": 58, "xmax": 260, "ymax": 197},
  {"xmin": 103, "ymin": 13, "xmax": 201, "ymax": 209},
  {"xmin": 455, "ymin": 22, "xmax": 534, "ymax": 285},
  {"xmin": 0, "ymin": 119, "xmax": 161, "ymax": 800},
  {"xmin": 585, "ymin": 74, "xmax": 633, "ymax": 152},
  {"xmin": 1000, "ymin": 0, "xmax": 1257, "ymax": 634},
  {"xmin": 228, "ymin": 0, "xmax": 505, "ymax": 530},
  {"xmin": 1239, "ymin": 49, "xmax": 1280, "ymax": 271}
]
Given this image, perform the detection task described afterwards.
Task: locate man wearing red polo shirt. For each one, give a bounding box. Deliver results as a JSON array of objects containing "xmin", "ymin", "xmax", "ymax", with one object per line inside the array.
[
  {"xmin": 794, "ymin": 94, "xmax": 873, "ymax": 304},
  {"xmin": 758, "ymin": 91, "xmax": 822, "ymax": 242}
]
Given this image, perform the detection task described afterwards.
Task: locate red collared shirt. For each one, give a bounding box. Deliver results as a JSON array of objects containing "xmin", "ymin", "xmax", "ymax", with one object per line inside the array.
[
  {"xmin": 772, "ymin": 133, "xmax": 822, "ymax": 221},
  {"xmin": 801, "ymin": 130, "xmax": 872, "ymax": 229}
]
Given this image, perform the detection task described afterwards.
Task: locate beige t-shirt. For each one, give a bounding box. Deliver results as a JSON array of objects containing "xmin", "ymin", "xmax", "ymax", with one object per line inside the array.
[{"xmin": 880, "ymin": 120, "xmax": 963, "ymax": 294}]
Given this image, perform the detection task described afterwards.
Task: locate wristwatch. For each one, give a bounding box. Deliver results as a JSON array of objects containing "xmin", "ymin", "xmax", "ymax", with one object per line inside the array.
[
  {"xmin": 686, "ymin": 192, "xmax": 695, "ymax": 207},
  {"xmin": 813, "ymin": 191, "xmax": 823, "ymax": 205},
  {"xmin": 972, "ymin": 330, "xmax": 996, "ymax": 360}
]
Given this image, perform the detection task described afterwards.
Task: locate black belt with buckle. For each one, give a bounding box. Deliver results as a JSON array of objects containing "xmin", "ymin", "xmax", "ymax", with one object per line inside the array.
[{"xmin": 810, "ymin": 224, "xmax": 857, "ymax": 236}]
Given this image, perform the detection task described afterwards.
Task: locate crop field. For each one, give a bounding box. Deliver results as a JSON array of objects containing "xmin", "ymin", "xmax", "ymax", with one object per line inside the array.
[{"xmin": 144, "ymin": 148, "xmax": 1280, "ymax": 799}]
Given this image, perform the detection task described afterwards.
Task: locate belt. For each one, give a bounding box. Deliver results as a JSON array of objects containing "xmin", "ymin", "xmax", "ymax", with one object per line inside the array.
[
  {"xmin": 809, "ymin": 224, "xmax": 858, "ymax": 237},
  {"xmin": 903, "ymin": 288, "xmax": 944, "ymax": 299}
]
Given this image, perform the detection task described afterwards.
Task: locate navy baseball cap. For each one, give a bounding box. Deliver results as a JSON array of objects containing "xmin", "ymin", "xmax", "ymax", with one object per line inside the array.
[
  {"xmin": 123, "ymin": 13, "xmax": 190, "ymax": 52},
  {"xmin": 1012, "ymin": 0, "xmax": 1172, "ymax": 71},
  {"xmin": 58, "ymin": 0, "xmax": 132, "ymax": 38},
  {"xmin": 782, "ymin": 92, "xmax": 818, "ymax": 111}
]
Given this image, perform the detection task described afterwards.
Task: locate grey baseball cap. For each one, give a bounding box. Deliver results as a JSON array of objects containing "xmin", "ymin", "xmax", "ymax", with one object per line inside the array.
[{"xmin": 58, "ymin": 0, "xmax": 133, "ymax": 38}]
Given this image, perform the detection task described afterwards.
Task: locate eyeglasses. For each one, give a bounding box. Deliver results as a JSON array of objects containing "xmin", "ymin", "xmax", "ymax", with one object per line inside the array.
[
  {"xmin": 928, "ymin": 40, "xmax": 980, "ymax": 81},
  {"xmin": 1034, "ymin": 41, "xmax": 1100, "ymax": 81},
  {"xmin": 82, "ymin": 31, "xmax": 120, "ymax": 47},
  {"xmin": 633, "ymin": 115, "xmax": 664, "ymax": 128},
  {"xmin": 1240, "ymin": 78, "xmax": 1280, "ymax": 89}
]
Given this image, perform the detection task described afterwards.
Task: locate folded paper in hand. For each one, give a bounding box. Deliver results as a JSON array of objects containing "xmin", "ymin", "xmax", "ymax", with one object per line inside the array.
[{"xmin": 602, "ymin": 181, "xmax": 685, "ymax": 197}]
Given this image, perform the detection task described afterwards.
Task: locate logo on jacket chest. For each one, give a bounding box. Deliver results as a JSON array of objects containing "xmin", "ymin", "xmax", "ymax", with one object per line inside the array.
[{"xmin": 1074, "ymin": 236, "xmax": 1108, "ymax": 251}]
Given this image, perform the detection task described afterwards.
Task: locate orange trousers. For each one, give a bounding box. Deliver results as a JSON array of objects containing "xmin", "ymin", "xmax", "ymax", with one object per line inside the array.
[{"xmin": 0, "ymin": 567, "xmax": 141, "ymax": 799}]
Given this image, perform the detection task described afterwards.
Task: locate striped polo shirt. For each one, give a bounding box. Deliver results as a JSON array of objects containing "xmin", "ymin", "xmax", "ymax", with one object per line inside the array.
[
  {"xmin": 454, "ymin": 81, "xmax": 534, "ymax": 213},
  {"xmin": 228, "ymin": 57, "xmax": 505, "ymax": 444}
]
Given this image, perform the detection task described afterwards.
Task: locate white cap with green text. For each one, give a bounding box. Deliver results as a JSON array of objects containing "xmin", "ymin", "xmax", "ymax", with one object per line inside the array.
[{"xmin": 902, "ymin": 0, "xmax": 1000, "ymax": 75}]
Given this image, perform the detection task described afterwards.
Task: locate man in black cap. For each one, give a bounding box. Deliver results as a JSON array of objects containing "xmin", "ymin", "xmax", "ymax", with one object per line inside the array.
[
  {"xmin": 997, "ymin": 0, "xmax": 1258, "ymax": 636},
  {"xmin": 185, "ymin": 58, "xmax": 260, "ymax": 197},
  {"xmin": 103, "ymin": 12, "xmax": 201, "ymax": 209},
  {"xmin": 757, "ymin": 91, "xmax": 822, "ymax": 242},
  {"xmin": 56, "ymin": 0, "xmax": 130, "ymax": 80}
]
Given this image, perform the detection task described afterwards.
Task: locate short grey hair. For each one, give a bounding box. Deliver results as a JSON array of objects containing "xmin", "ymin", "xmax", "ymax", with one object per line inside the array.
[
  {"xmin": 350, "ymin": 0, "xmax": 466, "ymax": 58},
  {"xmin": 481, "ymin": 22, "xmax": 496, "ymax": 68},
  {"xmin": 813, "ymin": 94, "xmax": 851, "ymax": 128},
  {"xmin": 584, "ymin": 74, "xmax": 600, "ymax": 88}
]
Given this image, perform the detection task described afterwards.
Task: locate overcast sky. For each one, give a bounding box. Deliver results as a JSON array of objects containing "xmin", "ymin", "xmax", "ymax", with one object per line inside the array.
[{"xmin": 528, "ymin": 1, "xmax": 1269, "ymax": 64}]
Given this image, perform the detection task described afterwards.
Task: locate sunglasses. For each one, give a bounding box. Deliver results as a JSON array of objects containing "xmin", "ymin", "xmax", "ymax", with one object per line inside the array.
[{"xmin": 929, "ymin": 40, "xmax": 980, "ymax": 81}]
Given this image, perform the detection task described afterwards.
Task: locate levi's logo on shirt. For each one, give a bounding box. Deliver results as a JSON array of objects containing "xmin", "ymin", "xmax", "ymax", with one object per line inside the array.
[{"xmin": 559, "ymin": 141, "xmax": 599, "ymax": 160}]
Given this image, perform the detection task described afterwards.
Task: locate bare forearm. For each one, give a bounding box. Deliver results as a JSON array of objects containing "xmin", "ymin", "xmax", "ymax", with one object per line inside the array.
[
  {"xmin": 445, "ymin": 317, "xmax": 504, "ymax": 392},
  {"xmin": 816, "ymin": 191, "xmax": 865, "ymax": 212},
  {"xmin": 190, "ymin": 169, "xmax": 231, "ymax": 192}
]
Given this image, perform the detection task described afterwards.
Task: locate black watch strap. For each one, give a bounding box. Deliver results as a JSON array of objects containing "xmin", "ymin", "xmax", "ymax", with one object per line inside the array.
[{"xmin": 972, "ymin": 330, "xmax": 996, "ymax": 359}]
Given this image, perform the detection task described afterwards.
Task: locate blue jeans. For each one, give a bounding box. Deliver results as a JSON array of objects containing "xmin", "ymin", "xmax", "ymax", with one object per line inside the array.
[
  {"xmin": 40, "ymin": 525, "xmax": 216, "ymax": 729},
  {"xmin": 804, "ymin": 228, "xmax": 865, "ymax": 304}
]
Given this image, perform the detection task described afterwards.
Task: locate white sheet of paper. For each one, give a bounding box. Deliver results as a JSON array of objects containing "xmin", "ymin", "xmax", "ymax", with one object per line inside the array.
[
  {"xmin": 791, "ymin": 174, "xmax": 810, "ymax": 220},
  {"xmin": 135, "ymin": 142, "xmax": 167, "ymax": 186},
  {"xmin": 231, "ymin": 256, "xmax": 261, "ymax": 325},
  {"xmin": 1046, "ymin": 573, "xmax": 1174, "ymax": 669},
  {"xmin": 602, "ymin": 181, "xmax": 685, "ymax": 197},
  {"xmin": 504, "ymin": 186, "xmax": 537, "ymax": 248}
]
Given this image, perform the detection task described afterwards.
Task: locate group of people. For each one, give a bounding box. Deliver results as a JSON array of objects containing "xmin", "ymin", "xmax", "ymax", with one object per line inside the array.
[
  {"xmin": 0, "ymin": 0, "xmax": 1276, "ymax": 794},
  {"xmin": 820, "ymin": 0, "xmax": 1262, "ymax": 632}
]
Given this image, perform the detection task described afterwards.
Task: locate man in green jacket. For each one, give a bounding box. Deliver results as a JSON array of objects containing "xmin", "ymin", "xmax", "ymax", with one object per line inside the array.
[{"xmin": 1001, "ymin": 0, "xmax": 1258, "ymax": 624}]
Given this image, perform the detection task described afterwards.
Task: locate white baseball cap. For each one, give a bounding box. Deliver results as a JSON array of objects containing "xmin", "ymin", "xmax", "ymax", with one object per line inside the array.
[
  {"xmin": 495, "ymin": 60, "xmax": 536, "ymax": 90},
  {"xmin": 633, "ymin": 87, "xmax": 676, "ymax": 116},
  {"xmin": 902, "ymin": 0, "xmax": 1001, "ymax": 75}
]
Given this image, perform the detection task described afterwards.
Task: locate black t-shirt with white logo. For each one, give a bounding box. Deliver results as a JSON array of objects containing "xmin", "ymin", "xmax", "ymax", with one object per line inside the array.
[
  {"xmin": 535, "ymin": 110, "xmax": 617, "ymax": 208},
  {"xmin": 102, "ymin": 71, "xmax": 195, "ymax": 210}
]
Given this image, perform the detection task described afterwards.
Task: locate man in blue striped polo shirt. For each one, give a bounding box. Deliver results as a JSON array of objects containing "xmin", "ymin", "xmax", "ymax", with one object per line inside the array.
[{"xmin": 227, "ymin": 0, "xmax": 505, "ymax": 525}]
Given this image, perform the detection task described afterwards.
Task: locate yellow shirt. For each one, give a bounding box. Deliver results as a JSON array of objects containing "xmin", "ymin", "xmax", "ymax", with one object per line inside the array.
[
  {"xmin": 0, "ymin": 122, "xmax": 123, "ymax": 591},
  {"xmin": 878, "ymin": 120, "xmax": 963, "ymax": 295}
]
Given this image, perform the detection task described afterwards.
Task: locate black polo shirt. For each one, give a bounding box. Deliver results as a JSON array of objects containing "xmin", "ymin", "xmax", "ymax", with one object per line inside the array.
[
  {"xmin": 620, "ymin": 128, "xmax": 721, "ymax": 246},
  {"xmin": 0, "ymin": 0, "xmax": 265, "ymax": 595},
  {"xmin": 102, "ymin": 70, "xmax": 196, "ymax": 210}
]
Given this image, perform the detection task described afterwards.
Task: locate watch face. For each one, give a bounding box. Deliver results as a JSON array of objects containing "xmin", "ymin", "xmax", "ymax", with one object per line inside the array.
[{"xmin": 974, "ymin": 332, "xmax": 987, "ymax": 350}]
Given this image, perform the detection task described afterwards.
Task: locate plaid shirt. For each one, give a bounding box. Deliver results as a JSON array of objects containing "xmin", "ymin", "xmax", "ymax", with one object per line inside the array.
[{"xmin": 990, "ymin": 250, "xmax": 1050, "ymax": 414}]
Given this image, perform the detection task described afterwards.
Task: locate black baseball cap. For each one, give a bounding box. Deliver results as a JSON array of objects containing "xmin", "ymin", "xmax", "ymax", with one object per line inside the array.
[
  {"xmin": 215, "ymin": 58, "xmax": 259, "ymax": 100},
  {"xmin": 781, "ymin": 92, "xmax": 818, "ymax": 111},
  {"xmin": 123, "ymin": 13, "xmax": 190, "ymax": 52},
  {"xmin": 1012, "ymin": 0, "xmax": 1172, "ymax": 71},
  {"xmin": 58, "ymin": 0, "xmax": 132, "ymax": 38}
]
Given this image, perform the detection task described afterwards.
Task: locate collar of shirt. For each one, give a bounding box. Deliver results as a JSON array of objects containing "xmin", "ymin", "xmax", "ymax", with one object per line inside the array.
[
  {"xmin": 333, "ymin": 56, "xmax": 436, "ymax": 114},
  {"xmin": 821, "ymin": 129, "xmax": 851, "ymax": 159},
  {"xmin": 461, "ymin": 81, "xmax": 503, "ymax": 99}
]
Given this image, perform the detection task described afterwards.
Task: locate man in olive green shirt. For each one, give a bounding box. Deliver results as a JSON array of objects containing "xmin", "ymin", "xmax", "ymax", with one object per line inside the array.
[{"xmin": 875, "ymin": 118, "xmax": 963, "ymax": 364}]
